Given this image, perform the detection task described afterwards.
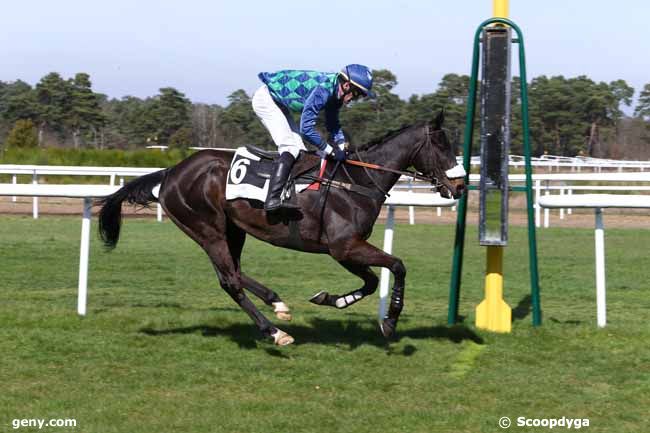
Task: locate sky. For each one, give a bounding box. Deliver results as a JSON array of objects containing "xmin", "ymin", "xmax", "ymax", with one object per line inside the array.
[{"xmin": 2, "ymin": 0, "xmax": 649, "ymax": 112}]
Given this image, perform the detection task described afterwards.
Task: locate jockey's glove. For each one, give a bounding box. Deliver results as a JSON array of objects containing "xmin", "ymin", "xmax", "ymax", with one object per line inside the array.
[
  {"xmin": 319, "ymin": 143, "xmax": 347, "ymax": 162},
  {"xmin": 332, "ymin": 146, "xmax": 347, "ymax": 162}
]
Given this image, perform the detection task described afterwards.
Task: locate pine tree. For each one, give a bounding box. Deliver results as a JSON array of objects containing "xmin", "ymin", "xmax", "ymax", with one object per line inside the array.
[
  {"xmin": 634, "ymin": 83, "xmax": 650, "ymax": 119},
  {"xmin": 35, "ymin": 72, "xmax": 71, "ymax": 143},
  {"xmin": 5, "ymin": 119, "xmax": 38, "ymax": 148},
  {"xmin": 68, "ymin": 73, "xmax": 106, "ymax": 148}
]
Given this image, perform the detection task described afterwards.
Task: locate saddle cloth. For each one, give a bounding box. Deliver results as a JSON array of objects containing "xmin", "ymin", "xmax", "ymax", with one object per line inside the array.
[{"xmin": 225, "ymin": 147, "xmax": 311, "ymax": 202}]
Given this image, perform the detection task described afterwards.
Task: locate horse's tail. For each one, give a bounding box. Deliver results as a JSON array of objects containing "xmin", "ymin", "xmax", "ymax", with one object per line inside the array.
[{"xmin": 97, "ymin": 169, "xmax": 168, "ymax": 249}]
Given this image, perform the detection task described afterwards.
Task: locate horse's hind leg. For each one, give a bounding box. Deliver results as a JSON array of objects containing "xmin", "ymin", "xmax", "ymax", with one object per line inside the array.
[
  {"xmin": 164, "ymin": 205, "xmax": 293, "ymax": 345},
  {"xmin": 225, "ymin": 222, "xmax": 292, "ymax": 321},
  {"xmin": 241, "ymin": 274, "xmax": 292, "ymax": 321},
  {"xmin": 309, "ymin": 262, "xmax": 378, "ymax": 309},
  {"xmin": 206, "ymin": 243, "xmax": 293, "ymax": 345}
]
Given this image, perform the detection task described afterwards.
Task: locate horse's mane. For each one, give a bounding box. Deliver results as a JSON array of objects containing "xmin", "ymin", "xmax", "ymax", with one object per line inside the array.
[{"xmin": 353, "ymin": 122, "xmax": 423, "ymax": 152}]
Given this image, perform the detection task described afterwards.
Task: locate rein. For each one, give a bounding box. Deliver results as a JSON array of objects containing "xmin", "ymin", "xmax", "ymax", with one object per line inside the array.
[
  {"xmin": 352, "ymin": 146, "xmax": 391, "ymax": 197},
  {"xmin": 344, "ymin": 159, "xmax": 434, "ymax": 183}
]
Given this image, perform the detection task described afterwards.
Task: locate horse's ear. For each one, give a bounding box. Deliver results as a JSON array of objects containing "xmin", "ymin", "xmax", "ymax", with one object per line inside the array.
[{"xmin": 433, "ymin": 109, "xmax": 445, "ymax": 130}]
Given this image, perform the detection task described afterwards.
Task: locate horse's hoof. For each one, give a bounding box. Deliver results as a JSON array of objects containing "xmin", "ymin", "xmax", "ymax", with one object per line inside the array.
[
  {"xmin": 273, "ymin": 302, "xmax": 292, "ymax": 321},
  {"xmin": 380, "ymin": 318, "xmax": 397, "ymax": 339},
  {"xmin": 272, "ymin": 329, "xmax": 295, "ymax": 346},
  {"xmin": 309, "ymin": 291, "xmax": 329, "ymax": 305}
]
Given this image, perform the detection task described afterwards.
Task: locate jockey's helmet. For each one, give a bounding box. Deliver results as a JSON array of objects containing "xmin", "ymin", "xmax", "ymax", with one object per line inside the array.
[{"xmin": 340, "ymin": 64, "xmax": 376, "ymax": 98}]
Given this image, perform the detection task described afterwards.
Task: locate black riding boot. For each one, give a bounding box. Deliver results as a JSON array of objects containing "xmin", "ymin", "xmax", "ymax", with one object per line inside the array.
[{"xmin": 265, "ymin": 152, "xmax": 300, "ymax": 212}]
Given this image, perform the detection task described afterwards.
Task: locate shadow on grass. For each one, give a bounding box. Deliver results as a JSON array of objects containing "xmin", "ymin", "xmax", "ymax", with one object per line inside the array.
[
  {"xmin": 140, "ymin": 318, "xmax": 483, "ymax": 352},
  {"xmin": 512, "ymin": 295, "xmax": 532, "ymax": 322},
  {"xmin": 512, "ymin": 295, "xmax": 582, "ymax": 325},
  {"xmin": 548, "ymin": 317, "xmax": 582, "ymax": 325}
]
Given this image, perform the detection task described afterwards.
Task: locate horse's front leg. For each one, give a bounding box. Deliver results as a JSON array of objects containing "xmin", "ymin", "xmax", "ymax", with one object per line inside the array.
[
  {"xmin": 309, "ymin": 262, "xmax": 379, "ymax": 309},
  {"xmin": 329, "ymin": 239, "xmax": 406, "ymax": 339}
]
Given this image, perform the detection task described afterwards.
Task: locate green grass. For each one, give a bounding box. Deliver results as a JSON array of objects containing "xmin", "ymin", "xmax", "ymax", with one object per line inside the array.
[{"xmin": 1, "ymin": 216, "xmax": 649, "ymax": 433}]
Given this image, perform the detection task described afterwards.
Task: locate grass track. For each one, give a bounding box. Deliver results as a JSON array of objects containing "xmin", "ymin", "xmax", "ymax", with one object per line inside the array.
[{"xmin": 1, "ymin": 215, "xmax": 649, "ymax": 433}]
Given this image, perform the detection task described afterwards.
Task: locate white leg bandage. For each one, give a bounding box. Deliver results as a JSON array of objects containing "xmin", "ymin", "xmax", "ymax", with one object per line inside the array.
[
  {"xmin": 272, "ymin": 302, "xmax": 290, "ymax": 313},
  {"xmin": 335, "ymin": 291, "xmax": 364, "ymax": 309}
]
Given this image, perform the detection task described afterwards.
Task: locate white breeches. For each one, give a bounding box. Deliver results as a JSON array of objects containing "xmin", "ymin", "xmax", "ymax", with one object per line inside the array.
[{"xmin": 252, "ymin": 85, "xmax": 306, "ymax": 158}]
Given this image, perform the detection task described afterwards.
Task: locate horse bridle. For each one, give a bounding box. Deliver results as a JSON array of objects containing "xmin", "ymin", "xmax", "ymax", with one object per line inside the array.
[
  {"xmin": 410, "ymin": 124, "xmax": 445, "ymax": 188},
  {"xmin": 349, "ymin": 125, "xmax": 446, "ymax": 195}
]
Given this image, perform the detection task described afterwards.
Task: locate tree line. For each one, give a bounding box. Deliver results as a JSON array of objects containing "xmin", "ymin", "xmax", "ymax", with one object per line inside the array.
[{"xmin": 1, "ymin": 70, "xmax": 649, "ymax": 159}]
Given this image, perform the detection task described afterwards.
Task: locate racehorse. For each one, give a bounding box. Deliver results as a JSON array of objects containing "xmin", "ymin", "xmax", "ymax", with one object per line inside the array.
[{"xmin": 97, "ymin": 111, "xmax": 465, "ymax": 346}]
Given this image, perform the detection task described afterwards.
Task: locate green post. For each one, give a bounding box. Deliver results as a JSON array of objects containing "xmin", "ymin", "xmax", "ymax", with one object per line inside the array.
[
  {"xmin": 515, "ymin": 26, "xmax": 542, "ymax": 326},
  {"xmin": 448, "ymin": 17, "xmax": 541, "ymax": 327},
  {"xmin": 447, "ymin": 25, "xmax": 481, "ymax": 325}
]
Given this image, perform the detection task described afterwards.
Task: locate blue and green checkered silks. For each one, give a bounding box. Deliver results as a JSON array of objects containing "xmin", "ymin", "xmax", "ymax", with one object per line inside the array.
[{"xmin": 259, "ymin": 70, "xmax": 338, "ymax": 112}]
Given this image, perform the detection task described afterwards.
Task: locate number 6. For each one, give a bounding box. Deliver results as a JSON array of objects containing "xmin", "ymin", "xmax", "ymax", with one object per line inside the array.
[{"xmin": 230, "ymin": 158, "xmax": 250, "ymax": 184}]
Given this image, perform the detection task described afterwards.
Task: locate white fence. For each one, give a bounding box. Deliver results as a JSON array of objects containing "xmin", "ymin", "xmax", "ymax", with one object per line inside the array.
[
  {"xmin": 468, "ymin": 154, "xmax": 650, "ymax": 172},
  {"xmin": 5, "ymin": 164, "xmax": 650, "ymax": 227},
  {"xmin": 393, "ymin": 171, "xmax": 650, "ymax": 227},
  {"xmin": 539, "ymin": 194, "xmax": 650, "ymax": 328},
  {"xmin": 0, "ymin": 164, "xmax": 163, "ymax": 220},
  {"xmin": 0, "ymin": 184, "xmax": 120, "ymax": 316},
  {"xmin": 147, "ymin": 147, "xmax": 650, "ymax": 172},
  {"xmin": 524, "ymin": 173, "xmax": 650, "ymax": 228},
  {"xmin": 3, "ymin": 163, "xmax": 650, "ymax": 228}
]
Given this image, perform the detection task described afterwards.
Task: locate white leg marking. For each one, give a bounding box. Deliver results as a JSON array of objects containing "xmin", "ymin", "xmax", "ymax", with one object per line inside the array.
[
  {"xmin": 272, "ymin": 302, "xmax": 292, "ymax": 321},
  {"xmin": 272, "ymin": 329, "xmax": 295, "ymax": 346}
]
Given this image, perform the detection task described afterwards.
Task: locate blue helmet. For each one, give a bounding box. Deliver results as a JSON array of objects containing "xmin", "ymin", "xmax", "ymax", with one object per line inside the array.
[{"xmin": 340, "ymin": 64, "xmax": 375, "ymax": 98}]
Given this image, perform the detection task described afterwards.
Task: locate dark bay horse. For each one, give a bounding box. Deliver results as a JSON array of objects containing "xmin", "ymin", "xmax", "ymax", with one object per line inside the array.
[{"xmin": 98, "ymin": 111, "xmax": 465, "ymax": 345}]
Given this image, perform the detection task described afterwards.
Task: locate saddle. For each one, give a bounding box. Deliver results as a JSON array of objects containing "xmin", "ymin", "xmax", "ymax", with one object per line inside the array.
[
  {"xmin": 245, "ymin": 145, "xmax": 320, "ymax": 176},
  {"xmin": 245, "ymin": 145, "xmax": 279, "ymax": 160},
  {"xmin": 246, "ymin": 145, "xmax": 327, "ymax": 192},
  {"xmin": 225, "ymin": 146, "xmax": 320, "ymax": 203},
  {"xmin": 225, "ymin": 146, "xmax": 384, "ymax": 203}
]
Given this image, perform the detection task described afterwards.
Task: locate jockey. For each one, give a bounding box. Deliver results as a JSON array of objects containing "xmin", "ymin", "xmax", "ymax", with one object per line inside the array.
[{"xmin": 252, "ymin": 64, "xmax": 375, "ymax": 214}]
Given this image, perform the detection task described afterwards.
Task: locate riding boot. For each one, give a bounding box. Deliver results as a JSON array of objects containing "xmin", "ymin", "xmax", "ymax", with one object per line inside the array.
[{"xmin": 265, "ymin": 152, "xmax": 301, "ymax": 212}]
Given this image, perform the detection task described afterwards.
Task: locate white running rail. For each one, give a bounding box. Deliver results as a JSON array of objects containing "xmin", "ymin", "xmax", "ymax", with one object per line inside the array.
[
  {"xmin": 538, "ymin": 194, "xmax": 650, "ymax": 328},
  {"xmin": 0, "ymin": 184, "xmax": 120, "ymax": 316}
]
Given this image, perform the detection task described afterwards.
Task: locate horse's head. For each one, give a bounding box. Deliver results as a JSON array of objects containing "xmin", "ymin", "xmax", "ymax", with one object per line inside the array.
[{"xmin": 410, "ymin": 111, "xmax": 466, "ymax": 199}]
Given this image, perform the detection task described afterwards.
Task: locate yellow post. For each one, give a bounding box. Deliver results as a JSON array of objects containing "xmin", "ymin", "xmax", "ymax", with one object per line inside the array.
[
  {"xmin": 475, "ymin": 0, "xmax": 512, "ymax": 332},
  {"xmin": 493, "ymin": 0, "xmax": 509, "ymax": 18},
  {"xmin": 476, "ymin": 246, "xmax": 512, "ymax": 332}
]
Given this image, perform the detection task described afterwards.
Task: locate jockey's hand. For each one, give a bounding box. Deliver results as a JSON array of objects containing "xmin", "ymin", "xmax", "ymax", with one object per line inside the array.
[
  {"xmin": 332, "ymin": 146, "xmax": 347, "ymax": 162},
  {"xmin": 318, "ymin": 143, "xmax": 347, "ymax": 161}
]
